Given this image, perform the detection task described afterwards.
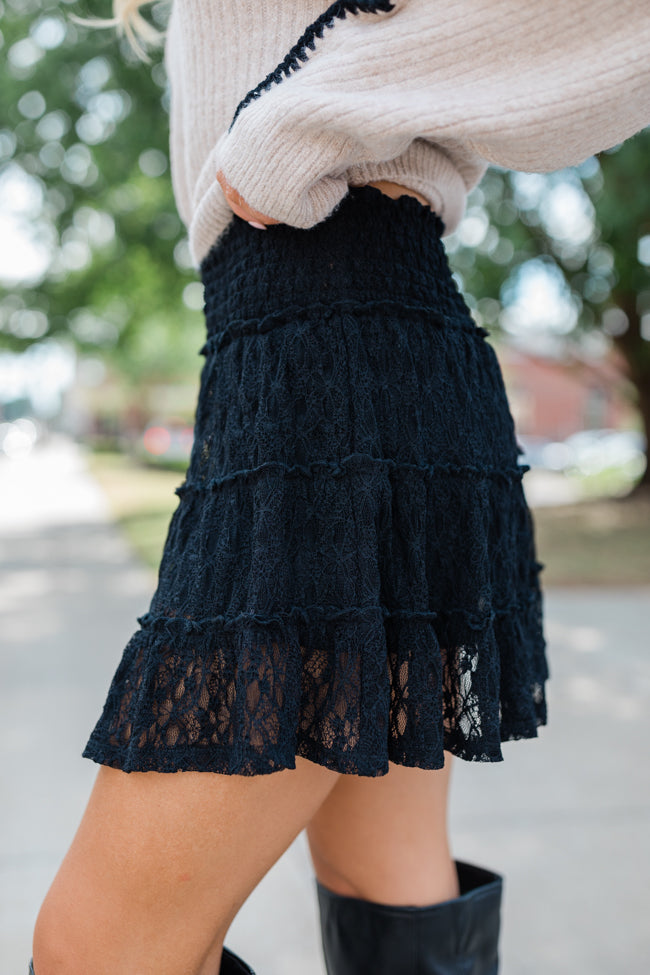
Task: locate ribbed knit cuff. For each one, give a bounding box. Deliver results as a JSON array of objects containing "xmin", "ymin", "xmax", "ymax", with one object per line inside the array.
[
  {"xmin": 346, "ymin": 138, "xmax": 485, "ymax": 235},
  {"xmin": 214, "ymin": 114, "xmax": 352, "ymax": 231},
  {"xmin": 193, "ymin": 133, "xmax": 484, "ymax": 265}
]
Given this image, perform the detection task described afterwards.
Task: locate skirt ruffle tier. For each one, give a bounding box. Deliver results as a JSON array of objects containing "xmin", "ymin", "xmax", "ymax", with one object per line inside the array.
[{"xmin": 83, "ymin": 186, "xmax": 548, "ymax": 776}]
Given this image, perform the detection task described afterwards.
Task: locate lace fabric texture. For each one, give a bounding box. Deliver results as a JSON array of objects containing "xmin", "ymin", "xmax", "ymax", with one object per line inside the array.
[{"xmin": 83, "ymin": 186, "xmax": 548, "ymax": 776}]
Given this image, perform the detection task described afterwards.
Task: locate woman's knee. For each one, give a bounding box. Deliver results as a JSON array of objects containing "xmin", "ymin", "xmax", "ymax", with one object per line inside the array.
[
  {"xmin": 32, "ymin": 760, "xmax": 339, "ymax": 974},
  {"xmin": 31, "ymin": 829, "xmax": 232, "ymax": 975},
  {"xmin": 32, "ymin": 898, "xmax": 66, "ymax": 975},
  {"xmin": 306, "ymin": 755, "xmax": 458, "ymax": 904}
]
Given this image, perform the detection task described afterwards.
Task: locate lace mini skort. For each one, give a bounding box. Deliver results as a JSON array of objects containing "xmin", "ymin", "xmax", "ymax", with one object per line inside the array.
[{"xmin": 83, "ymin": 185, "xmax": 549, "ymax": 776}]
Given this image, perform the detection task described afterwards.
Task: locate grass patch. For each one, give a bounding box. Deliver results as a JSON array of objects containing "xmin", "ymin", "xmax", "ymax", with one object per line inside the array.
[
  {"xmin": 568, "ymin": 460, "xmax": 645, "ymax": 500},
  {"xmin": 533, "ymin": 493, "xmax": 650, "ymax": 586},
  {"xmin": 85, "ymin": 448, "xmax": 650, "ymax": 586},
  {"xmin": 85, "ymin": 448, "xmax": 184, "ymax": 570}
]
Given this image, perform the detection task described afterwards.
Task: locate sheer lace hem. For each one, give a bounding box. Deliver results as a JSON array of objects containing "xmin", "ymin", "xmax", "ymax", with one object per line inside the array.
[{"xmin": 83, "ymin": 594, "xmax": 547, "ymax": 777}]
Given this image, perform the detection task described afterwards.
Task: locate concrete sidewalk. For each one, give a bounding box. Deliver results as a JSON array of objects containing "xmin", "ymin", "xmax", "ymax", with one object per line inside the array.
[{"xmin": 1, "ymin": 438, "xmax": 649, "ymax": 974}]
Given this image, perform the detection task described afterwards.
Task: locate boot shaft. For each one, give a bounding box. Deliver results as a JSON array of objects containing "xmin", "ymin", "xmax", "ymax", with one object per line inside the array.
[{"xmin": 317, "ymin": 859, "xmax": 503, "ymax": 975}]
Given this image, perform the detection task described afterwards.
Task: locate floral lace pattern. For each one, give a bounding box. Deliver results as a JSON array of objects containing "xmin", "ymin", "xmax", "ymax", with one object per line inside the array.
[{"xmin": 83, "ymin": 186, "xmax": 548, "ymax": 776}]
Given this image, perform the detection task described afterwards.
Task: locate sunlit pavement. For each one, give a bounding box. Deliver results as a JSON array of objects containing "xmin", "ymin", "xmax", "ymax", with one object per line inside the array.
[{"xmin": 1, "ymin": 438, "xmax": 649, "ymax": 975}]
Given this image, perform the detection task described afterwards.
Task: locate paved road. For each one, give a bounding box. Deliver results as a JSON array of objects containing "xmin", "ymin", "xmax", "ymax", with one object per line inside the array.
[{"xmin": 1, "ymin": 439, "xmax": 649, "ymax": 975}]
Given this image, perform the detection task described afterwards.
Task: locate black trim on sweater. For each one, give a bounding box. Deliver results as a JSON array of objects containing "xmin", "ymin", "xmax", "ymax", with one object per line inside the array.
[{"xmin": 228, "ymin": 1, "xmax": 395, "ymax": 132}]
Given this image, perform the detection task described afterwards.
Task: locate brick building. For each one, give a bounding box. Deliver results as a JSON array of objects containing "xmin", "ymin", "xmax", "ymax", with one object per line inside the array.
[{"xmin": 495, "ymin": 342, "xmax": 637, "ymax": 440}]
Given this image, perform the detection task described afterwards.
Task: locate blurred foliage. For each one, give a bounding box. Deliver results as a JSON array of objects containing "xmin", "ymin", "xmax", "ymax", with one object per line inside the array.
[
  {"xmin": 0, "ymin": 0, "xmax": 203, "ymax": 384},
  {"xmin": 447, "ymin": 133, "xmax": 650, "ymax": 487},
  {"xmin": 1, "ymin": 0, "xmax": 649, "ymax": 483}
]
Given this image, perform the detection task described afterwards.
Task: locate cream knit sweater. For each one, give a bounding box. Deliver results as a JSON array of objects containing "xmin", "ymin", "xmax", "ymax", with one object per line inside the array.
[{"xmin": 163, "ymin": 0, "xmax": 650, "ymax": 267}]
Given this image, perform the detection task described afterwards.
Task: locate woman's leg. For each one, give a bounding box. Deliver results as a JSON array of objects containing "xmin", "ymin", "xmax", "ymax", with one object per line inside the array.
[
  {"xmin": 308, "ymin": 756, "xmax": 504, "ymax": 975},
  {"xmin": 306, "ymin": 752, "xmax": 459, "ymax": 906},
  {"xmin": 33, "ymin": 758, "xmax": 340, "ymax": 975}
]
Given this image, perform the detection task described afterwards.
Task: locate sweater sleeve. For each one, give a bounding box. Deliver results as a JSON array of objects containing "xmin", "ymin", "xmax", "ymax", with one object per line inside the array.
[{"xmin": 214, "ymin": 0, "xmax": 650, "ymax": 229}]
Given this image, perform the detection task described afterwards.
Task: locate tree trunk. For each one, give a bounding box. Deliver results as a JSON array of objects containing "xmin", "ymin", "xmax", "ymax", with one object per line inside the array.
[
  {"xmin": 612, "ymin": 291, "xmax": 650, "ymax": 496},
  {"xmin": 629, "ymin": 376, "xmax": 650, "ymax": 492}
]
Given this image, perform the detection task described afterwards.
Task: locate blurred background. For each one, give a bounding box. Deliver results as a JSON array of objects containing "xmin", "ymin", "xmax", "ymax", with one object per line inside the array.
[{"xmin": 1, "ymin": 2, "xmax": 649, "ymax": 974}]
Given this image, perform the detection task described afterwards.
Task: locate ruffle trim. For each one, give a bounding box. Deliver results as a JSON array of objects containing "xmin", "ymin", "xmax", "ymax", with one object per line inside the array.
[
  {"xmin": 175, "ymin": 453, "xmax": 530, "ymax": 500},
  {"xmin": 136, "ymin": 589, "xmax": 544, "ymax": 635},
  {"xmin": 84, "ymin": 594, "xmax": 548, "ymax": 778},
  {"xmin": 199, "ymin": 297, "xmax": 482, "ymax": 356}
]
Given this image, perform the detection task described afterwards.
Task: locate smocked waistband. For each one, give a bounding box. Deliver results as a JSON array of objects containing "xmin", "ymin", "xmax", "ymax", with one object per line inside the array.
[{"xmin": 199, "ymin": 185, "xmax": 473, "ymax": 333}]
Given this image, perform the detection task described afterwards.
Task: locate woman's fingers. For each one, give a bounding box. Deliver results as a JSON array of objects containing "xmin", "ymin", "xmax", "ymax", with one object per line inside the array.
[
  {"xmin": 215, "ymin": 170, "xmax": 431, "ymax": 228},
  {"xmin": 216, "ymin": 169, "xmax": 280, "ymax": 228}
]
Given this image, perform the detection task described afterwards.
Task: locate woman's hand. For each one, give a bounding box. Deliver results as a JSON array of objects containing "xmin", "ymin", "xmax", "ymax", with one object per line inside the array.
[
  {"xmin": 216, "ymin": 170, "xmax": 430, "ymax": 228},
  {"xmin": 366, "ymin": 179, "xmax": 429, "ymax": 208},
  {"xmin": 216, "ymin": 169, "xmax": 279, "ymax": 229}
]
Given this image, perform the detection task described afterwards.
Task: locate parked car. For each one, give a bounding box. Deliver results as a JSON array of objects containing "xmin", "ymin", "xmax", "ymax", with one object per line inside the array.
[
  {"xmin": 136, "ymin": 419, "xmax": 194, "ymax": 468},
  {"xmin": 516, "ymin": 428, "xmax": 646, "ymax": 475},
  {"xmin": 516, "ymin": 435, "xmax": 572, "ymax": 472},
  {"xmin": 563, "ymin": 428, "xmax": 646, "ymax": 475}
]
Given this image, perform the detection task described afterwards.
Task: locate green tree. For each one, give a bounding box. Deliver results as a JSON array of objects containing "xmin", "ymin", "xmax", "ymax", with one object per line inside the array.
[
  {"xmin": 2, "ymin": 1, "xmax": 649, "ymax": 490},
  {"xmin": 0, "ymin": 0, "xmax": 203, "ymax": 386},
  {"xmin": 597, "ymin": 135, "xmax": 650, "ymax": 490},
  {"xmin": 447, "ymin": 132, "xmax": 650, "ymax": 492}
]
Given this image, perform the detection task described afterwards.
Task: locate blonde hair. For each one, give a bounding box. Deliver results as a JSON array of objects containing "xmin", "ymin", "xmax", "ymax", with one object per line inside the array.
[{"xmin": 70, "ymin": 1, "xmax": 165, "ymax": 62}]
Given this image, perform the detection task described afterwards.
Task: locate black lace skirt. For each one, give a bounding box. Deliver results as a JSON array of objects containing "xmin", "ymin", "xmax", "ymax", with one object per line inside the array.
[{"xmin": 83, "ymin": 185, "xmax": 548, "ymax": 776}]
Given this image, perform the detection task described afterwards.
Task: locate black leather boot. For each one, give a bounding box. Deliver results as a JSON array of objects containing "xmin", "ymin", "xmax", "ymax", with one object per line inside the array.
[
  {"xmin": 316, "ymin": 859, "xmax": 503, "ymax": 975},
  {"xmin": 219, "ymin": 946, "xmax": 257, "ymax": 974},
  {"xmin": 28, "ymin": 944, "xmax": 255, "ymax": 974}
]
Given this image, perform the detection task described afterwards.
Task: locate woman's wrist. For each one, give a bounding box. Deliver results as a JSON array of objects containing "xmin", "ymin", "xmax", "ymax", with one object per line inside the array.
[
  {"xmin": 366, "ymin": 179, "xmax": 430, "ymax": 208},
  {"xmin": 215, "ymin": 170, "xmax": 431, "ymax": 228}
]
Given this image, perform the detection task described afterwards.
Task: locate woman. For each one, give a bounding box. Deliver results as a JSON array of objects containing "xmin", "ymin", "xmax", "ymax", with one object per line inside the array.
[{"xmin": 30, "ymin": 2, "xmax": 650, "ymax": 974}]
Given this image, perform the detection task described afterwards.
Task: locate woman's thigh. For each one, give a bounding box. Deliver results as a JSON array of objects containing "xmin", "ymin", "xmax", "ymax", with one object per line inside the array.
[
  {"xmin": 306, "ymin": 753, "xmax": 459, "ymax": 906},
  {"xmin": 33, "ymin": 758, "xmax": 339, "ymax": 975}
]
